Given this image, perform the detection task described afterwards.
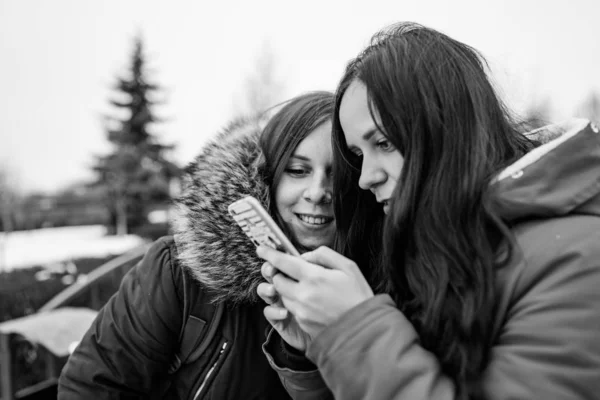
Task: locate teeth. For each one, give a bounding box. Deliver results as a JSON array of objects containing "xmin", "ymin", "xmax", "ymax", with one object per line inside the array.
[{"xmin": 298, "ymin": 214, "xmax": 331, "ymax": 225}]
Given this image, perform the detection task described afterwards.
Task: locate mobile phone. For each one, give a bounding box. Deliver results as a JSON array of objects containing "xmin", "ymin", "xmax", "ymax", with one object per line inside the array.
[{"xmin": 228, "ymin": 196, "xmax": 300, "ymax": 256}]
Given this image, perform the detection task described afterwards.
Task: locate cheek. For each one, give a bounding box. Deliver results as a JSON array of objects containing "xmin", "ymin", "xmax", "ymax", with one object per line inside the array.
[
  {"xmin": 274, "ymin": 179, "xmax": 300, "ymax": 216},
  {"xmin": 274, "ymin": 186, "xmax": 287, "ymax": 216},
  {"xmin": 385, "ymin": 152, "xmax": 404, "ymax": 186}
]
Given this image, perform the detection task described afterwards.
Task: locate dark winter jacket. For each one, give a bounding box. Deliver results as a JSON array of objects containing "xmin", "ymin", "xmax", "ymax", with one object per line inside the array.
[
  {"xmin": 268, "ymin": 119, "xmax": 600, "ymax": 399},
  {"xmin": 58, "ymin": 117, "xmax": 296, "ymax": 399}
]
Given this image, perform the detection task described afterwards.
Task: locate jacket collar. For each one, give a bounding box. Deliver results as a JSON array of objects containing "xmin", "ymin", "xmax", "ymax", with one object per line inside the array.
[{"xmin": 492, "ymin": 119, "xmax": 600, "ymax": 221}]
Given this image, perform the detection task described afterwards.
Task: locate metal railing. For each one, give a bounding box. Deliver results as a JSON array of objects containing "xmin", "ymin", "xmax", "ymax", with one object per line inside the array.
[{"xmin": 39, "ymin": 243, "xmax": 150, "ymax": 311}]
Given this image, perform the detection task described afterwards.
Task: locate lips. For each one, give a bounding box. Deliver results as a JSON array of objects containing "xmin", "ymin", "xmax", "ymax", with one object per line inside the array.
[{"xmin": 295, "ymin": 214, "xmax": 334, "ymax": 226}]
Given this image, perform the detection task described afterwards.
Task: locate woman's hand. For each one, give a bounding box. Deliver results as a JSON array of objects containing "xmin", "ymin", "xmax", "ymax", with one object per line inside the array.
[
  {"xmin": 256, "ymin": 246, "xmax": 374, "ymax": 338},
  {"xmin": 257, "ymin": 262, "xmax": 312, "ymax": 352}
]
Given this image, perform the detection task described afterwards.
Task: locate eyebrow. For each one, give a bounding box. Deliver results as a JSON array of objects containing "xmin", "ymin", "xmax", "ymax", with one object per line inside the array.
[
  {"xmin": 362, "ymin": 128, "xmax": 379, "ymax": 141},
  {"xmin": 290, "ymin": 154, "xmax": 311, "ymax": 161},
  {"xmin": 347, "ymin": 127, "xmax": 379, "ymax": 152}
]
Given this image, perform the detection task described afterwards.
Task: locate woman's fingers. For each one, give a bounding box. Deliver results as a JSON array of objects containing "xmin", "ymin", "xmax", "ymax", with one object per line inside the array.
[
  {"xmin": 302, "ymin": 246, "xmax": 360, "ymax": 274},
  {"xmin": 257, "ymin": 282, "xmax": 278, "ymax": 305},
  {"xmin": 271, "ymin": 270, "xmax": 300, "ymax": 300},
  {"xmin": 263, "ymin": 305, "xmax": 289, "ymax": 321},
  {"xmin": 261, "ymin": 261, "xmax": 276, "ymax": 283},
  {"xmin": 257, "ymin": 246, "xmax": 308, "ymax": 281}
]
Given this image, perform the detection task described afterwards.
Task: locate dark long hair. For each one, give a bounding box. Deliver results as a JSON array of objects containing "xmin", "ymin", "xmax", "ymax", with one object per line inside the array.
[
  {"xmin": 332, "ymin": 23, "xmax": 535, "ymax": 398},
  {"xmin": 260, "ymin": 91, "xmax": 335, "ymax": 250}
]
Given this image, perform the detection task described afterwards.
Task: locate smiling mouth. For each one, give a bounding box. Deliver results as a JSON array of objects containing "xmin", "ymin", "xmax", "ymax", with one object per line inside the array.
[{"xmin": 295, "ymin": 214, "xmax": 334, "ymax": 226}]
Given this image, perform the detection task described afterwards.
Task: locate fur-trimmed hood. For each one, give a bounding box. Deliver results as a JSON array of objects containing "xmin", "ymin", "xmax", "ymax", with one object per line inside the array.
[{"xmin": 171, "ymin": 116, "xmax": 272, "ymax": 305}]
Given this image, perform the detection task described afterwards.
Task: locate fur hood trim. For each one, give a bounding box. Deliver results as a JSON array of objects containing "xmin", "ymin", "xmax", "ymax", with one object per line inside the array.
[{"xmin": 171, "ymin": 116, "xmax": 271, "ymax": 305}]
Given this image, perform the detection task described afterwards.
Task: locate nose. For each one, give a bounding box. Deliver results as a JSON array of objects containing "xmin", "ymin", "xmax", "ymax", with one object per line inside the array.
[
  {"xmin": 303, "ymin": 171, "xmax": 332, "ymax": 204},
  {"xmin": 358, "ymin": 157, "xmax": 386, "ymax": 191}
]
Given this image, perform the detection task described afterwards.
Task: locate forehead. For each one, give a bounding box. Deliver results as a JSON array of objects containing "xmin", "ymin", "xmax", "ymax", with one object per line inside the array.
[
  {"xmin": 293, "ymin": 120, "xmax": 333, "ymax": 156},
  {"xmin": 339, "ymin": 80, "xmax": 376, "ymax": 142}
]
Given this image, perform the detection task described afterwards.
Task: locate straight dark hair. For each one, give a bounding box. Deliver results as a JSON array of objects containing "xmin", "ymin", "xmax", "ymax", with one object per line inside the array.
[
  {"xmin": 332, "ymin": 22, "xmax": 535, "ymax": 398},
  {"xmin": 260, "ymin": 91, "xmax": 335, "ymax": 251}
]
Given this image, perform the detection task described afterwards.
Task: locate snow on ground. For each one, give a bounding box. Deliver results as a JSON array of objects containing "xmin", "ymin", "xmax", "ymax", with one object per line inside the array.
[{"xmin": 0, "ymin": 225, "xmax": 148, "ymax": 271}]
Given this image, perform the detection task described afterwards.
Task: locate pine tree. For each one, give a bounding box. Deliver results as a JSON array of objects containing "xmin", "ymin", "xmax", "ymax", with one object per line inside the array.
[{"xmin": 92, "ymin": 36, "xmax": 179, "ymax": 236}]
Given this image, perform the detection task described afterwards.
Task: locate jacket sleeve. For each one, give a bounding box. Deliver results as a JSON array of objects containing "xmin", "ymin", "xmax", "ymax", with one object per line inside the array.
[
  {"xmin": 307, "ymin": 295, "xmax": 455, "ymax": 400},
  {"xmin": 306, "ymin": 232, "xmax": 600, "ymax": 400},
  {"xmin": 263, "ymin": 328, "xmax": 333, "ymax": 400},
  {"xmin": 58, "ymin": 237, "xmax": 183, "ymax": 399}
]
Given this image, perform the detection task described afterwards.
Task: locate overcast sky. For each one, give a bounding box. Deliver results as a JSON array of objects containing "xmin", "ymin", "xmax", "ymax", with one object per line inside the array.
[{"xmin": 1, "ymin": 0, "xmax": 599, "ymax": 193}]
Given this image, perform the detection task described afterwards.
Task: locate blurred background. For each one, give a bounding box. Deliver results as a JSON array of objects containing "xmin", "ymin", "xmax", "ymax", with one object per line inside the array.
[{"xmin": 0, "ymin": 0, "xmax": 599, "ymax": 398}]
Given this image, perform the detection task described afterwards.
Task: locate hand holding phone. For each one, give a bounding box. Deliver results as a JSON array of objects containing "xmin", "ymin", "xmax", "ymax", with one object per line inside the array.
[{"xmin": 228, "ymin": 196, "xmax": 300, "ymax": 257}]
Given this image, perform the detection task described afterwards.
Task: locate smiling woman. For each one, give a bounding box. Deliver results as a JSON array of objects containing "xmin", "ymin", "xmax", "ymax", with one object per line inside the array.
[
  {"xmin": 56, "ymin": 91, "xmax": 336, "ymax": 400},
  {"xmin": 275, "ymin": 121, "xmax": 335, "ymax": 251},
  {"xmin": 260, "ymin": 97, "xmax": 337, "ymax": 253}
]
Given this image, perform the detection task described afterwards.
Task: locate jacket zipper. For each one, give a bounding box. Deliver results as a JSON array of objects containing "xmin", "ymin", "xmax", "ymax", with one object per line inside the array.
[{"xmin": 192, "ymin": 341, "xmax": 228, "ymax": 400}]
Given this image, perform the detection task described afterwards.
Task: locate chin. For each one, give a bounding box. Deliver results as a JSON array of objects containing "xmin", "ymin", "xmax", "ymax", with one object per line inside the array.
[{"xmin": 297, "ymin": 237, "xmax": 334, "ymax": 252}]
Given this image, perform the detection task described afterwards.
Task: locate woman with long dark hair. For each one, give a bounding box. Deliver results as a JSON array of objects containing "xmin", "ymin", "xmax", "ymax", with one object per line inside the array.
[{"xmin": 258, "ymin": 23, "xmax": 600, "ymax": 399}]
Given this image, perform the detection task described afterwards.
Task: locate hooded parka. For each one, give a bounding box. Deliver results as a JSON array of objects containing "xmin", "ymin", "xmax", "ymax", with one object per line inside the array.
[{"xmin": 58, "ymin": 117, "xmax": 298, "ymax": 400}]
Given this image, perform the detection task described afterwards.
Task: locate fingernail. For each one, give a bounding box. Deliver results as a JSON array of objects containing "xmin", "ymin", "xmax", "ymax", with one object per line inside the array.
[
  {"xmin": 279, "ymin": 308, "xmax": 288, "ymax": 318},
  {"xmin": 257, "ymin": 246, "xmax": 264, "ymax": 257},
  {"xmin": 264, "ymin": 264, "xmax": 273, "ymax": 276}
]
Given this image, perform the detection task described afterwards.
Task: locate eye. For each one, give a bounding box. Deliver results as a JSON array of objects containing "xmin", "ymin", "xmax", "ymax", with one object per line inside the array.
[
  {"xmin": 376, "ymin": 138, "xmax": 394, "ymax": 151},
  {"xmin": 285, "ymin": 167, "xmax": 309, "ymax": 177},
  {"xmin": 346, "ymin": 151, "xmax": 363, "ymax": 169},
  {"xmin": 350, "ymin": 149, "xmax": 363, "ymax": 158}
]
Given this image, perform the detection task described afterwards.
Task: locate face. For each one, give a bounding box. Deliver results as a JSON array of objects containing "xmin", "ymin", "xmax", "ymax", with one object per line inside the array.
[
  {"xmin": 275, "ymin": 121, "xmax": 336, "ymax": 250},
  {"xmin": 339, "ymin": 79, "xmax": 404, "ymax": 215}
]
